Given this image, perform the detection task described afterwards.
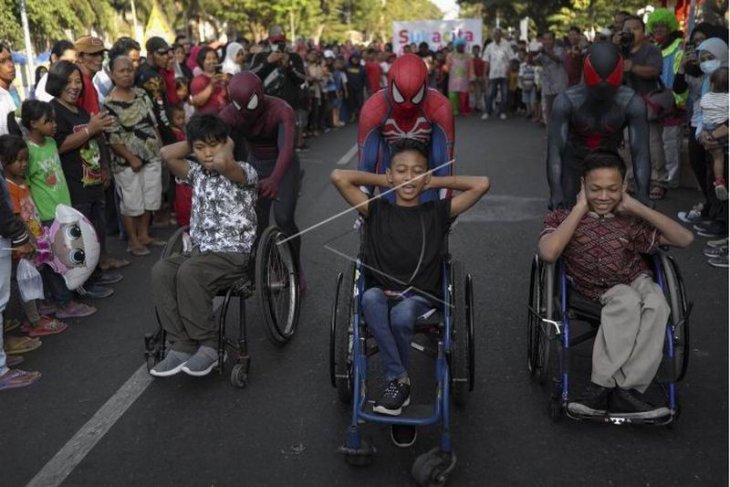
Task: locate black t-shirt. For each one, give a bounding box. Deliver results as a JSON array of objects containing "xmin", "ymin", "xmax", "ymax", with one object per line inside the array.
[
  {"xmin": 363, "ymin": 198, "xmax": 451, "ymax": 301},
  {"xmin": 51, "ymin": 99, "xmax": 104, "ymax": 204}
]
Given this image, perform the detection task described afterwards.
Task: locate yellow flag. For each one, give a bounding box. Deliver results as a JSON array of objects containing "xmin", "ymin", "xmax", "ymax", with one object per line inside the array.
[{"xmin": 143, "ymin": 2, "xmax": 174, "ymax": 48}]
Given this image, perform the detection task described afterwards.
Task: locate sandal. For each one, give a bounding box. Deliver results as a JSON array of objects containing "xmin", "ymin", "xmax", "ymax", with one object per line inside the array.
[
  {"xmin": 20, "ymin": 316, "xmax": 69, "ymax": 337},
  {"xmin": 7, "ymin": 355, "xmax": 24, "ymax": 367},
  {"xmin": 649, "ymin": 186, "xmax": 666, "ymax": 200},
  {"xmin": 100, "ymin": 257, "xmax": 131, "ymax": 271},
  {"xmin": 0, "ymin": 368, "xmax": 41, "ymax": 391},
  {"xmin": 140, "ymin": 238, "xmax": 166, "ymax": 248},
  {"xmin": 4, "ymin": 318, "xmax": 21, "ymax": 333},
  {"xmin": 4, "ymin": 336, "xmax": 42, "ymax": 355},
  {"xmin": 127, "ymin": 245, "xmax": 151, "ymax": 257}
]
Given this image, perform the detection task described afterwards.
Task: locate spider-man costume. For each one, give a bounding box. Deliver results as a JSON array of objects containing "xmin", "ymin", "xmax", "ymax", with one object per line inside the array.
[
  {"xmin": 220, "ymin": 72, "xmax": 301, "ymax": 265},
  {"xmin": 547, "ymin": 42, "xmax": 650, "ymax": 209},
  {"xmin": 357, "ymin": 53, "xmax": 454, "ymax": 202}
]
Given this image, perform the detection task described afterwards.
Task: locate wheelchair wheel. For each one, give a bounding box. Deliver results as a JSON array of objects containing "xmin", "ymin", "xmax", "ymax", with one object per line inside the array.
[
  {"xmin": 450, "ymin": 260, "xmax": 473, "ymax": 406},
  {"xmin": 660, "ymin": 253, "xmax": 691, "ymax": 382},
  {"xmin": 255, "ymin": 226, "xmax": 300, "ymax": 346},
  {"xmin": 527, "ymin": 256, "xmax": 555, "ymax": 385},
  {"xmin": 330, "ymin": 263, "xmax": 355, "ymax": 404}
]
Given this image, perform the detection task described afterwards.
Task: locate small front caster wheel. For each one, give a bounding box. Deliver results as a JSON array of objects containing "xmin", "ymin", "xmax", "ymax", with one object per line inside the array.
[{"xmin": 230, "ymin": 363, "xmax": 248, "ymax": 388}]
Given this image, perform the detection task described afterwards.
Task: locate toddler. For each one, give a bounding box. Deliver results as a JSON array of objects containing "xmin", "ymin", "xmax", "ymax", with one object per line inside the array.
[{"xmin": 698, "ymin": 67, "xmax": 729, "ymax": 200}]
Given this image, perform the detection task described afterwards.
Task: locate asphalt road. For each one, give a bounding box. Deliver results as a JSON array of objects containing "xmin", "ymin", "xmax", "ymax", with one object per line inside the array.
[{"xmin": 1, "ymin": 116, "xmax": 727, "ymax": 487}]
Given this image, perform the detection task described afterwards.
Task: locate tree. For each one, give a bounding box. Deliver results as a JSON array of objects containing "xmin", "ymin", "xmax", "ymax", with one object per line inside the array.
[{"xmin": 547, "ymin": 0, "xmax": 647, "ymax": 36}]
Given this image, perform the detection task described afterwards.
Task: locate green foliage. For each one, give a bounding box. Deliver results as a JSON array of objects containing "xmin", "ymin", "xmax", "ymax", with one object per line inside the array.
[{"xmin": 547, "ymin": 0, "xmax": 647, "ymax": 36}]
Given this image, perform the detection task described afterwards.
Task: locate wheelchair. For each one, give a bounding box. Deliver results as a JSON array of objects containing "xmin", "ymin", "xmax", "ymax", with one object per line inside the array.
[
  {"xmin": 526, "ymin": 250, "xmax": 691, "ymax": 426},
  {"xmin": 329, "ymin": 250, "xmax": 475, "ymax": 486},
  {"xmin": 144, "ymin": 224, "xmax": 301, "ymax": 387}
]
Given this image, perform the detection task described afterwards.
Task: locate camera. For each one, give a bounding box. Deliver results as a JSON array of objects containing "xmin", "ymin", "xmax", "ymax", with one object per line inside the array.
[
  {"xmin": 619, "ymin": 31, "xmax": 633, "ymax": 56},
  {"xmin": 271, "ymin": 41, "xmax": 287, "ymax": 53}
]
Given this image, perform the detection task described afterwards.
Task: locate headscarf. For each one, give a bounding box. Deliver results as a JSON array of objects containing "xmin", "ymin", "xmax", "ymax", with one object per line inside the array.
[
  {"xmin": 697, "ymin": 38, "xmax": 728, "ymax": 95},
  {"xmin": 222, "ymin": 42, "xmax": 243, "ymax": 76}
]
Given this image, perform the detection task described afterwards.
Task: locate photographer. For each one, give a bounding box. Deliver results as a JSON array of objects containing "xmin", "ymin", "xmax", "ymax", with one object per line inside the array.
[
  {"xmin": 614, "ymin": 15, "xmax": 667, "ymax": 200},
  {"xmin": 250, "ymin": 26, "xmax": 308, "ymax": 151},
  {"xmin": 190, "ymin": 47, "xmax": 229, "ymax": 115}
]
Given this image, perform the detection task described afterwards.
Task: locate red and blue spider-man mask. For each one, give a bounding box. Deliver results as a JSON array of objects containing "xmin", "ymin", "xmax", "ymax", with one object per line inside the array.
[
  {"xmin": 229, "ymin": 72, "xmax": 265, "ymax": 122},
  {"xmin": 387, "ymin": 53, "xmax": 428, "ymax": 113}
]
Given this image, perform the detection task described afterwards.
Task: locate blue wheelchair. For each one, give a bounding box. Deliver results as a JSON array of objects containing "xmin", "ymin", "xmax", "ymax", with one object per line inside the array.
[
  {"xmin": 527, "ymin": 251, "xmax": 691, "ymax": 425},
  {"xmin": 329, "ymin": 249, "xmax": 475, "ymax": 486}
]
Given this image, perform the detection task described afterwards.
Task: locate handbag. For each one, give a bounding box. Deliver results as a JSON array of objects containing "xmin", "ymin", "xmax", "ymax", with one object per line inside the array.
[{"xmin": 644, "ymin": 79, "xmax": 676, "ymax": 122}]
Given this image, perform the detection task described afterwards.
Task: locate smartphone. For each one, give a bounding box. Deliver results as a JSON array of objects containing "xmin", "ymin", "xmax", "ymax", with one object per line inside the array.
[{"xmin": 214, "ymin": 64, "xmax": 223, "ymax": 74}]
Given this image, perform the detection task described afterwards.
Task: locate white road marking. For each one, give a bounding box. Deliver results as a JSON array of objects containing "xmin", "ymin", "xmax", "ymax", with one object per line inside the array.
[
  {"xmin": 26, "ymin": 364, "xmax": 153, "ymax": 487},
  {"xmin": 335, "ymin": 144, "xmax": 358, "ymax": 166}
]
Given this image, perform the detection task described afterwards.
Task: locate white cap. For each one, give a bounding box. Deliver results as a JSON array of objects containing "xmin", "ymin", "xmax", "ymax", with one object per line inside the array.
[
  {"xmin": 528, "ymin": 40, "xmax": 542, "ymax": 52},
  {"xmin": 323, "ymin": 49, "xmax": 335, "ymax": 59}
]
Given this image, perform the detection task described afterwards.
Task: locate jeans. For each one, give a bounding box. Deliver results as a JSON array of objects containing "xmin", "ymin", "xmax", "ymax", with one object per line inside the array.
[
  {"xmin": 484, "ymin": 77, "xmax": 508, "ymax": 116},
  {"xmin": 361, "ymin": 287, "xmax": 433, "ymax": 382},
  {"xmin": 0, "ymin": 238, "xmax": 10, "ymax": 375}
]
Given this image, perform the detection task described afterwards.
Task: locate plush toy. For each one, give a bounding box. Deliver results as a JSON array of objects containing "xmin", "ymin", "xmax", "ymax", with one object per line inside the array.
[{"xmin": 40, "ymin": 204, "xmax": 100, "ymax": 290}]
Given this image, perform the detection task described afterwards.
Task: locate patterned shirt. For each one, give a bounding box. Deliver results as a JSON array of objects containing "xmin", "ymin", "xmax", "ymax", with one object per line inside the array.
[
  {"xmin": 541, "ymin": 209, "xmax": 660, "ymax": 301},
  {"xmin": 187, "ymin": 160, "xmax": 258, "ymax": 254},
  {"xmin": 103, "ymin": 88, "xmax": 161, "ymax": 171}
]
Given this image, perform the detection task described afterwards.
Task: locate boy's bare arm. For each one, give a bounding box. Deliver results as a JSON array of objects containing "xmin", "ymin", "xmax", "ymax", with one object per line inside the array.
[
  {"xmin": 618, "ymin": 193, "xmax": 694, "ymax": 248},
  {"xmin": 160, "ymin": 141, "xmax": 192, "ymax": 180},
  {"xmin": 330, "ymin": 169, "xmax": 388, "ymax": 216},
  {"xmin": 427, "ymin": 175, "xmax": 490, "ymax": 217},
  {"xmin": 538, "ymin": 191, "xmax": 588, "ymax": 263}
]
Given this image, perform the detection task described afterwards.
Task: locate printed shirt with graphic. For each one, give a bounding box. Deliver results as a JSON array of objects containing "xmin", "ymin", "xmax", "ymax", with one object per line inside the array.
[
  {"xmin": 518, "ymin": 63, "xmax": 536, "ymax": 90},
  {"xmin": 103, "ymin": 88, "xmax": 162, "ymax": 171},
  {"xmin": 5, "ymin": 178, "xmax": 52, "ymax": 263},
  {"xmin": 541, "ymin": 209, "xmax": 660, "ymax": 301},
  {"xmin": 27, "ymin": 137, "xmax": 71, "ymax": 221},
  {"xmin": 186, "ymin": 159, "xmax": 259, "ymax": 254},
  {"xmin": 51, "ymin": 99, "xmax": 104, "ymax": 204}
]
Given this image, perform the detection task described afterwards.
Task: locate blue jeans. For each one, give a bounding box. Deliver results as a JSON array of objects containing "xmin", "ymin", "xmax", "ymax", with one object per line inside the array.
[
  {"xmin": 485, "ymin": 77, "xmax": 508, "ymax": 116},
  {"xmin": 361, "ymin": 287, "xmax": 432, "ymax": 382},
  {"xmin": 0, "ymin": 238, "xmax": 10, "ymax": 375}
]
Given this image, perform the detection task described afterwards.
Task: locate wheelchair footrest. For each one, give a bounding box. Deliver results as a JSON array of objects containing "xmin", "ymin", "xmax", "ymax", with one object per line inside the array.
[
  {"xmin": 363, "ymin": 401, "xmax": 437, "ymax": 422},
  {"xmin": 566, "ymin": 409, "xmax": 675, "ymax": 426}
]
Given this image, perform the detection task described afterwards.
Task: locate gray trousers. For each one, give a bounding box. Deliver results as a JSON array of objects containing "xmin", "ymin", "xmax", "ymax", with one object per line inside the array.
[
  {"xmin": 151, "ymin": 248, "xmax": 248, "ymax": 354},
  {"xmin": 649, "ymin": 121, "xmax": 668, "ymax": 189},
  {"xmin": 592, "ymin": 274, "xmax": 669, "ymax": 393}
]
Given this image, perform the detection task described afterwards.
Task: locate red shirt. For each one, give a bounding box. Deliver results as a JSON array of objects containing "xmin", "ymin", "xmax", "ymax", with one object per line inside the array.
[
  {"xmin": 190, "ymin": 74, "xmax": 228, "ymax": 115},
  {"xmin": 541, "ymin": 210, "xmax": 660, "ymax": 301},
  {"xmin": 364, "ymin": 61, "xmax": 383, "ymax": 94},
  {"xmin": 161, "ymin": 68, "xmax": 180, "ymax": 105},
  {"xmin": 77, "ymin": 71, "xmax": 100, "ymax": 115},
  {"xmin": 472, "ymin": 57, "xmax": 486, "ymax": 78}
]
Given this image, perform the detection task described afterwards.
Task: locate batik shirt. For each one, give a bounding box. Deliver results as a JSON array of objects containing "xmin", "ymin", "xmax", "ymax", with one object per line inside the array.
[
  {"xmin": 541, "ymin": 209, "xmax": 660, "ymax": 301},
  {"xmin": 187, "ymin": 160, "xmax": 258, "ymax": 254}
]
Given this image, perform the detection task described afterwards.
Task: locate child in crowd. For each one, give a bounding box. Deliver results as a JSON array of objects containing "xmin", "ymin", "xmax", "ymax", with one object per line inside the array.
[
  {"xmin": 698, "ymin": 67, "xmax": 729, "ymax": 200},
  {"xmin": 175, "ymin": 78, "xmax": 195, "ymax": 122},
  {"xmin": 168, "ymin": 104, "xmax": 193, "ymax": 227},
  {"xmin": 1, "ymin": 134, "xmax": 69, "ymax": 340},
  {"xmin": 538, "ymin": 151, "xmax": 693, "ymax": 419},
  {"xmin": 21, "ymin": 101, "xmax": 97, "ymax": 319},
  {"xmin": 345, "ymin": 52, "xmax": 366, "ymax": 123},
  {"xmin": 151, "ymin": 114, "xmax": 258, "ymax": 377},
  {"xmin": 519, "ymin": 52, "xmax": 538, "ymax": 120},
  {"xmin": 330, "ymin": 139, "xmax": 490, "ymax": 418},
  {"xmin": 364, "ymin": 48, "xmax": 383, "ymax": 97},
  {"xmin": 332, "ymin": 56, "xmax": 348, "ymax": 127},
  {"xmin": 507, "ymin": 59, "xmax": 521, "ymax": 115}
]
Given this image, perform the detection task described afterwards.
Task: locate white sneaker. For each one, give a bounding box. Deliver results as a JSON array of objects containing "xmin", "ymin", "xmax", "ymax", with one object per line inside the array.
[
  {"xmin": 707, "ymin": 237, "xmax": 729, "ymax": 248},
  {"xmin": 480, "ymin": 113, "xmax": 489, "ymax": 121},
  {"xmin": 500, "ymin": 113, "xmax": 507, "ymax": 120}
]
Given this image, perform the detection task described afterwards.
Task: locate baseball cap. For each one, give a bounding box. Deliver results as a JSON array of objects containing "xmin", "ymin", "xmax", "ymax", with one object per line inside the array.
[
  {"xmin": 268, "ymin": 25, "xmax": 287, "ymax": 43},
  {"xmin": 146, "ymin": 36, "xmax": 171, "ymax": 54},
  {"xmin": 75, "ymin": 36, "xmax": 106, "ymax": 55}
]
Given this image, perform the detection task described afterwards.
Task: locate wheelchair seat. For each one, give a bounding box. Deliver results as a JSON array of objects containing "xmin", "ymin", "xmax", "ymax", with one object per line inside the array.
[{"xmin": 567, "ymin": 290, "xmax": 602, "ymax": 323}]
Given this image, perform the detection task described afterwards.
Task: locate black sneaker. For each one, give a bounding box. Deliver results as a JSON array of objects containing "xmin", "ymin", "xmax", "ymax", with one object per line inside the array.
[
  {"xmin": 390, "ymin": 425, "xmax": 417, "ymax": 448},
  {"xmin": 609, "ymin": 388, "xmax": 670, "ymax": 419},
  {"xmin": 567, "ymin": 383, "xmax": 610, "ymax": 416},
  {"xmin": 373, "ymin": 380, "xmax": 411, "ymax": 416}
]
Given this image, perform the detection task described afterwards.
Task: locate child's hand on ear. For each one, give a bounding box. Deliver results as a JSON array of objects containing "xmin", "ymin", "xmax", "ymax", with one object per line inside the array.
[
  {"xmin": 575, "ymin": 183, "xmax": 588, "ymax": 212},
  {"xmin": 616, "ymin": 190, "xmax": 639, "ymax": 214}
]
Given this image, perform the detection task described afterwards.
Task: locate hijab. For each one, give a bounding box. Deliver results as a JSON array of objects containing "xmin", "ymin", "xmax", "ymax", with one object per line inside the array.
[
  {"xmin": 697, "ymin": 38, "xmax": 728, "ymax": 95},
  {"xmin": 222, "ymin": 42, "xmax": 243, "ymax": 76}
]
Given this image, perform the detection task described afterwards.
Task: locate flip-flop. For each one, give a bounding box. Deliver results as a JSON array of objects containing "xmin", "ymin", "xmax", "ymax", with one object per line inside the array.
[
  {"xmin": 100, "ymin": 257, "xmax": 131, "ymax": 271},
  {"xmin": 6, "ymin": 355, "xmax": 24, "ymax": 367},
  {"xmin": 3, "ymin": 318, "xmax": 21, "ymax": 333},
  {"xmin": 140, "ymin": 239, "xmax": 166, "ymax": 248},
  {"xmin": 127, "ymin": 245, "xmax": 151, "ymax": 257},
  {"xmin": 21, "ymin": 317, "xmax": 69, "ymax": 337},
  {"xmin": 0, "ymin": 368, "xmax": 41, "ymax": 391},
  {"xmin": 4, "ymin": 336, "xmax": 42, "ymax": 355}
]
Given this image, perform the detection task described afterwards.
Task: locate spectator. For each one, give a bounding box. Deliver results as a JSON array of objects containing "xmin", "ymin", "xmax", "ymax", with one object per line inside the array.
[
  {"xmin": 446, "ymin": 38, "xmax": 474, "ymax": 116},
  {"xmin": 0, "ymin": 43, "xmax": 20, "ymax": 136},
  {"xmin": 249, "ymin": 26, "xmax": 308, "ymax": 151},
  {"xmin": 47, "ymin": 60, "xmax": 119, "ymax": 299},
  {"xmin": 564, "ymin": 26, "xmax": 585, "ymax": 87},
  {"xmin": 30, "ymin": 66, "xmax": 48, "ymax": 100},
  {"xmin": 190, "ymin": 47, "xmax": 229, "ymax": 115},
  {"xmin": 698, "ymin": 67, "xmax": 729, "ymax": 201},
  {"xmin": 482, "ymin": 28, "xmax": 514, "ymax": 120},
  {"xmin": 35, "ymin": 40, "xmax": 77, "ymax": 103},
  {"xmin": 613, "ymin": 10, "xmax": 632, "ymax": 35},
  {"xmin": 222, "ymin": 42, "xmax": 245, "ymax": 79},
  {"xmin": 519, "ymin": 51, "xmax": 538, "ymax": 120},
  {"xmin": 305, "ymin": 50, "xmax": 325, "ymax": 135},
  {"xmin": 103, "ymin": 55, "xmax": 164, "ymax": 257},
  {"xmin": 174, "ymin": 78, "xmax": 195, "ymax": 122},
  {"xmin": 331, "ymin": 56, "xmax": 348, "ymax": 128},
  {"xmin": 137, "ymin": 37, "xmax": 176, "ymax": 144},
  {"xmin": 471, "ymin": 45, "xmax": 486, "ymax": 112},
  {"xmin": 94, "ymin": 37, "xmax": 141, "ymax": 105},
  {"xmin": 364, "ymin": 48, "xmax": 383, "ymax": 96},
  {"xmin": 535, "ymin": 31, "xmax": 568, "ymax": 126},
  {"xmin": 617, "ymin": 15, "xmax": 667, "ymax": 200},
  {"xmin": 345, "ymin": 52, "xmax": 366, "ymax": 123},
  {"xmin": 74, "ymin": 36, "xmax": 107, "ymax": 115}
]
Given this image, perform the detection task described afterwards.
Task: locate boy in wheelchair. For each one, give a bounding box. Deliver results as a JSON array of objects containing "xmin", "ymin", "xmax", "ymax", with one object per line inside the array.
[
  {"xmin": 150, "ymin": 114, "xmax": 259, "ymax": 377},
  {"xmin": 331, "ymin": 139, "xmax": 489, "ymax": 416},
  {"xmin": 538, "ymin": 151, "xmax": 693, "ymax": 418}
]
